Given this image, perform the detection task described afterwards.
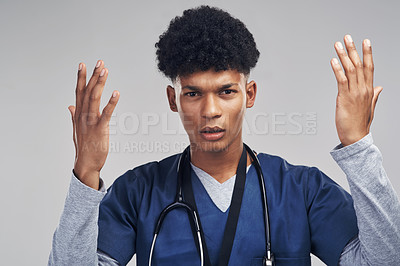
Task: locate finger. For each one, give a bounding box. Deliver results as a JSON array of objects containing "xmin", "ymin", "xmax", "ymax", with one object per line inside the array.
[
  {"xmin": 68, "ymin": 105, "xmax": 78, "ymax": 159},
  {"xmin": 82, "ymin": 60, "xmax": 104, "ymax": 122},
  {"xmin": 75, "ymin": 63, "xmax": 86, "ymax": 118},
  {"xmin": 99, "ymin": 91, "xmax": 120, "ymax": 126},
  {"xmin": 86, "ymin": 60, "xmax": 104, "ymax": 94},
  {"xmin": 335, "ymin": 41, "xmax": 358, "ymax": 92},
  {"xmin": 344, "ymin": 35, "xmax": 366, "ymax": 90},
  {"xmin": 330, "ymin": 58, "xmax": 349, "ymax": 94},
  {"xmin": 363, "ymin": 39, "xmax": 374, "ymax": 92},
  {"xmin": 88, "ymin": 68, "xmax": 108, "ymax": 122}
]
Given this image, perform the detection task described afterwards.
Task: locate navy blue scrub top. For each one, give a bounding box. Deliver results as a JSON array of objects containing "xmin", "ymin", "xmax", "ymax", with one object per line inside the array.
[{"xmin": 97, "ymin": 152, "xmax": 358, "ymax": 266}]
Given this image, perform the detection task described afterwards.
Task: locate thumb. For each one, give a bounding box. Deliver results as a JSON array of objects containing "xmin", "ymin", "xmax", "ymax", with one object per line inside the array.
[
  {"xmin": 68, "ymin": 105, "xmax": 75, "ymax": 119},
  {"xmin": 369, "ymin": 86, "xmax": 383, "ymax": 128},
  {"xmin": 68, "ymin": 105, "xmax": 77, "ymax": 158},
  {"xmin": 372, "ymin": 86, "xmax": 383, "ymax": 109}
]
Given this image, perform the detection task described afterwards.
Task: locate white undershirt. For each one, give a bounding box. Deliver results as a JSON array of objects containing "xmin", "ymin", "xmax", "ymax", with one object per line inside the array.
[{"xmin": 190, "ymin": 162, "xmax": 252, "ymax": 212}]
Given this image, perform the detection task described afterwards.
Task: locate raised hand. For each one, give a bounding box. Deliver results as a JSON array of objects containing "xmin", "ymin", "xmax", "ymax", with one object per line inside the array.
[
  {"xmin": 330, "ymin": 35, "xmax": 383, "ymax": 147},
  {"xmin": 68, "ymin": 60, "xmax": 120, "ymax": 189}
]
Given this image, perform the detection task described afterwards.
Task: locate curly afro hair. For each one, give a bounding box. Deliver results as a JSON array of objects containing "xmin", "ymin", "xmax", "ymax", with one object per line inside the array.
[{"xmin": 155, "ymin": 5, "xmax": 260, "ymax": 81}]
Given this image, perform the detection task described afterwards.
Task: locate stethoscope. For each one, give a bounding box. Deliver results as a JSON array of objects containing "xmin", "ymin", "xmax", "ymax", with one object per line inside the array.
[{"xmin": 149, "ymin": 143, "xmax": 274, "ymax": 266}]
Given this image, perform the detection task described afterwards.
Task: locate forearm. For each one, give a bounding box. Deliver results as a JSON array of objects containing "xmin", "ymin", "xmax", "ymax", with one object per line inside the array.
[
  {"xmin": 48, "ymin": 171, "xmax": 108, "ymax": 266},
  {"xmin": 332, "ymin": 133, "xmax": 400, "ymax": 265}
]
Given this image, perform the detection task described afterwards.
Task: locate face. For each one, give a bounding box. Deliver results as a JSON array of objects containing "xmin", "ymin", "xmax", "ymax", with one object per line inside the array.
[{"xmin": 167, "ymin": 69, "xmax": 257, "ymax": 153}]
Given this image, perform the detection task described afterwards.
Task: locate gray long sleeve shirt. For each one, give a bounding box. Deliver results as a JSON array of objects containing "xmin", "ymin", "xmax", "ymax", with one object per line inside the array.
[{"xmin": 48, "ymin": 134, "xmax": 400, "ymax": 265}]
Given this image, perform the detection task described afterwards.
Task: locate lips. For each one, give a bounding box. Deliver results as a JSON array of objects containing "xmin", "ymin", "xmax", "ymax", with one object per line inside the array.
[
  {"xmin": 200, "ymin": 126, "xmax": 225, "ymax": 141},
  {"xmin": 200, "ymin": 126, "xmax": 225, "ymax": 133}
]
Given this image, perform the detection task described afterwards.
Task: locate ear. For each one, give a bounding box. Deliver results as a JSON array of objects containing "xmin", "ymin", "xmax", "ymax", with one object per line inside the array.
[
  {"xmin": 246, "ymin": 80, "xmax": 257, "ymax": 108},
  {"xmin": 166, "ymin": 85, "xmax": 178, "ymax": 112}
]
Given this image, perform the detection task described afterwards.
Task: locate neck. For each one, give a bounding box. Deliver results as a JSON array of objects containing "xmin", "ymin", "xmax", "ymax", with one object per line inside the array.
[{"xmin": 190, "ymin": 139, "xmax": 252, "ymax": 183}]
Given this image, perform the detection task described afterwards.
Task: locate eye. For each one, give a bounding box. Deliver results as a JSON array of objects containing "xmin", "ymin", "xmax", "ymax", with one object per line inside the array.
[
  {"xmin": 185, "ymin": 91, "xmax": 199, "ymax": 97},
  {"xmin": 220, "ymin": 89, "xmax": 235, "ymax": 95}
]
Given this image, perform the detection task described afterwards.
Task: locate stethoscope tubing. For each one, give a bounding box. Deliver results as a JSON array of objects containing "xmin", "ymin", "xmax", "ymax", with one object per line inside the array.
[
  {"xmin": 148, "ymin": 144, "xmax": 273, "ymax": 266},
  {"xmin": 244, "ymin": 144, "xmax": 273, "ymax": 262},
  {"xmin": 149, "ymin": 200, "xmax": 204, "ymax": 266}
]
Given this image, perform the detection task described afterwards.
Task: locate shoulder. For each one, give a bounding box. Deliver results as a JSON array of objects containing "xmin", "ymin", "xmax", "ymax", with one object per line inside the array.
[
  {"xmin": 109, "ymin": 152, "xmax": 181, "ymax": 190},
  {"xmin": 256, "ymin": 151, "xmax": 354, "ymax": 215},
  {"xmin": 256, "ymin": 152, "xmax": 310, "ymax": 178},
  {"xmin": 256, "ymin": 152, "xmax": 342, "ymax": 199},
  {"xmin": 100, "ymin": 153, "xmax": 181, "ymax": 213},
  {"xmin": 257, "ymin": 152, "xmax": 332, "ymax": 180}
]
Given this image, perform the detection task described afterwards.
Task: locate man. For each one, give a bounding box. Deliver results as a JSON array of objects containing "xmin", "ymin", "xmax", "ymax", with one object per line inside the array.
[{"xmin": 49, "ymin": 5, "xmax": 400, "ymax": 266}]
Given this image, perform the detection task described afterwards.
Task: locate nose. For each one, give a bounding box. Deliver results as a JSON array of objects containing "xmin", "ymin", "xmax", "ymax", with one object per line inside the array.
[{"xmin": 201, "ymin": 94, "xmax": 222, "ymax": 120}]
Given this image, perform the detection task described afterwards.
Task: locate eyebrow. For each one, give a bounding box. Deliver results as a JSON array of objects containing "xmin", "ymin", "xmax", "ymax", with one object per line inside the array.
[{"xmin": 182, "ymin": 83, "xmax": 238, "ymax": 91}]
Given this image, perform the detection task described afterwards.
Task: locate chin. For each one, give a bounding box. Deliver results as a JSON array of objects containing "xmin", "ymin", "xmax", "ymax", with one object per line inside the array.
[{"xmin": 190, "ymin": 139, "xmax": 231, "ymax": 153}]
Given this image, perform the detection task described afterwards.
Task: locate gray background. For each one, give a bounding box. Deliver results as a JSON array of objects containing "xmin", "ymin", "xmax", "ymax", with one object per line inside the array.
[{"xmin": 1, "ymin": 1, "xmax": 399, "ymax": 265}]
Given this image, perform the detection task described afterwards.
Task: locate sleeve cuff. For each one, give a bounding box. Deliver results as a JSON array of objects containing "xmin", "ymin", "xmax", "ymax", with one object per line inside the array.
[
  {"xmin": 330, "ymin": 133, "xmax": 373, "ymax": 162},
  {"xmin": 68, "ymin": 170, "xmax": 107, "ymax": 208}
]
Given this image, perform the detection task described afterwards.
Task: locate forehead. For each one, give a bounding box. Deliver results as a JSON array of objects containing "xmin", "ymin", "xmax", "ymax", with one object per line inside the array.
[{"xmin": 174, "ymin": 69, "xmax": 246, "ymax": 89}]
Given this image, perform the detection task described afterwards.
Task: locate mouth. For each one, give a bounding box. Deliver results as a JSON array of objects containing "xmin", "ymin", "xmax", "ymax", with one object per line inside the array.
[{"xmin": 199, "ymin": 126, "xmax": 226, "ymax": 141}]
